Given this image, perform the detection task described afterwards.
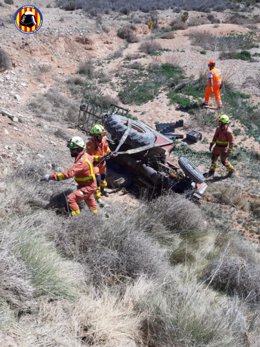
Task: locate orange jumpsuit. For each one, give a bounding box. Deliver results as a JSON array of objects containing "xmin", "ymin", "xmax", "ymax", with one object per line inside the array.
[
  {"xmin": 204, "ymin": 67, "xmax": 222, "ymax": 108},
  {"xmin": 210, "ymin": 125, "xmax": 234, "ymax": 173},
  {"xmin": 86, "ymin": 136, "xmax": 111, "ymax": 197},
  {"xmin": 50, "ymin": 151, "xmax": 97, "ymax": 215}
]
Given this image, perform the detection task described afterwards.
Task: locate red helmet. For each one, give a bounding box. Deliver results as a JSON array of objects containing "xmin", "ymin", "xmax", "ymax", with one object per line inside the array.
[{"xmin": 208, "ymin": 59, "xmax": 215, "ymax": 66}]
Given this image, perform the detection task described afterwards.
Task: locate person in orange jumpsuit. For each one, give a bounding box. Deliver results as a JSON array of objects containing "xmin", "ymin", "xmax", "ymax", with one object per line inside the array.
[
  {"xmin": 42, "ymin": 136, "xmax": 97, "ymax": 216},
  {"xmin": 205, "ymin": 114, "xmax": 235, "ymax": 178},
  {"xmin": 86, "ymin": 124, "xmax": 111, "ymax": 200},
  {"xmin": 203, "ymin": 59, "xmax": 223, "ymax": 109}
]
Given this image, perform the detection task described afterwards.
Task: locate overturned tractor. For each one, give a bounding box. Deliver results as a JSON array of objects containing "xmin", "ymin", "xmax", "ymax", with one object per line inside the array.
[{"xmin": 78, "ymin": 101, "xmax": 207, "ymax": 199}]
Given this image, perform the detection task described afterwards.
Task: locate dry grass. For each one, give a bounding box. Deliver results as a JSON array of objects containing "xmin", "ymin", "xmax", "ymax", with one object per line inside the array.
[
  {"xmin": 140, "ymin": 194, "xmax": 207, "ymax": 236},
  {"xmin": 2, "ymin": 214, "xmax": 83, "ymax": 299},
  {"xmin": 117, "ymin": 25, "xmax": 138, "ymax": 43},
  {"xmin": 209, "ymin": 183, "xmax": 251, "ymax": 211},
  {"xmin": 0, "ymin": 158, "xmax": 259, "ymax": 346},
  {"xmin": 139, "ymin": 40, "xmax": 162, "ymax": 54},
  {"xmin": 14, "ymin": 277, "xmax": 154, "ymax": 346},
  {"xmin": 28, "ymin": 88, "xmax": 78, "ymax": 123},
  {"xmin": 0, "ymin": 245, "xmax": 34, "ymax": 309},
  {"xmin": 160, "ymin": 31, "xmax": 175, "ymax": 39},
  {"xmin": 204, "ymin": 255, "xmax": 260, "ymax": 304},
  {"xmin": 170, "ymin": 18, "xmax": 188, "ymax": 30},
  {"xmin": 138, "ymin": 269, "xmax": 248, "ymax": 347},
  {"xmin": 51, "ymin": 205, "xmax": 168, "ymax": 287},
  {"xmin": 78, "ymin": 60, "xmax": 95, "ymax": 77},
  {"xmin": 204, "ymin": 234, "xmax": 260, "ymax": 304}
]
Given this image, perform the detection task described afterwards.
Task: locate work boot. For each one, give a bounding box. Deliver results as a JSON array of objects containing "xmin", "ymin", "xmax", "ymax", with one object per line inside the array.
[
  {"xmin": 201, "ymin": 102, "xmax": 209, "ymax": 108},
  {"xmin": 96, "ymin": 198, "xmax": 105, "ymax": 208},
  {"xmin": 203, "ymin": 170, "xmax": 215, "ymax": 178},
  {"xmin": 226, "ymin": 171, "xmax": 234, "ymax": 178},
  {"xmin": 102, "ymin": 190, "xmax": 109, "ymax": 197}
]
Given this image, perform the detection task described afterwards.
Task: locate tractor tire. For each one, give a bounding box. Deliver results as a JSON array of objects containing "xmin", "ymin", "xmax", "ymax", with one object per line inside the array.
[
  {"xmin": 178, "ymin": 157, "xmax": 205, "ymax": 184},
  {"xmin": 104, "ymin": 114, "xmax": 156, "ymax": 148}
]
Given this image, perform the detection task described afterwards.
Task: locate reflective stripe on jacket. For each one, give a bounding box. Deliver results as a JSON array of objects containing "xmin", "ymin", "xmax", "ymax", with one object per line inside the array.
[
  {"xmin": 50, "ymin": 151, "xmax": 95, "ymax": 187},
  {"xmin": 212, "ymin": 125, "xmax": 234, "ymax": 148},
  {"xmin": 208, "ymin": 67, "xmax": 222, "ymax": 86},
  {"xmin": 86, "ymin": 136, "xmax": 111, "ymax": 163}
]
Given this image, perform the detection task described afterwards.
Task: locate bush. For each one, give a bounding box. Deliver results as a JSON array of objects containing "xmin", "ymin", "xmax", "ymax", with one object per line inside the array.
[
  {"xmin": 57, "ymin": 0, "xmax": 234, "ymax": 13},
  {"xmin": 28, "ymin": 88, "xmax": 78, "ymax": 123},
  {"xmin": 118, "ymin": 62, "xmax": 184, "ymax": 105},
  {"xmin": 138, "ymin": 273, "xmax": 248, "ymax": 347},
  {"xmin": 52, "ymin": 205, "xmax": 168, "ymax": 286},
  {"xmin": 78, "ymin": 60, "xmax": 95, "ymax": 77},
  {"xmin": 0, "ymin": 48, "xmax": 11, "ymax": 71},
  {"xmin": 139, "ymin": 40, "xmax": 162, "ymax": 55},
  {"xmin": 189, "ymin": 32, "xmax": 258, "ymax": 51},
  {"xmin": 117, "ymin": 25, "xmax": 138, "ymax": 43},
  {"xmin": 0, "ymin": 247, "xmax": 34, "ymax": 309},
  {"xmin": 140, "ymin": 194, "xmax": 206, "ymax": 238},
  {"xmin": 170, "ymin": 19, "xmax": 188, "ymax": 30},
  {"xmin": 220, "ymin": 50, "xmax": 252, "ymax": 61},
  {"xmin": 204, "ymin": 255, "xmax": 260, "ymax": 304},
  {"xmin": 160, "ymin": 31, "xmax": 175, "ymax": 39}
]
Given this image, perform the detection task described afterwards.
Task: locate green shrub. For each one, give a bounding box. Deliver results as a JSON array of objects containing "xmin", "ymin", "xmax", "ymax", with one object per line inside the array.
[
  {"xmin": 220, "ymin": 50, "xmax": 252, "ymax": 61},
  {"xmin": 118, "ymin": 63, "xmax": 184, "ymax": 105}
]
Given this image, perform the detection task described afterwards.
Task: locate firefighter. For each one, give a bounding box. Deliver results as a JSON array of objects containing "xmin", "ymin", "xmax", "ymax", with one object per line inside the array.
[
  {"xmin": 86, "ymin": 124, "xmax": 111, "ymax": 200},
  {"xmin": 42, "ymin": 136, "xmax": 97, "ymax": 216},
  {"xmin": 205, "ymin": 114, "xmax": 235, "ymax": 178},
  {"xmin": 203, "ymin": 59, "xmax": 223, "ymax": 109}
]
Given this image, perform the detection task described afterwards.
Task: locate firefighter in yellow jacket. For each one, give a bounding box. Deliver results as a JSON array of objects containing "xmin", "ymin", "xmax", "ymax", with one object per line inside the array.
[{"xmin": 205, "ymin": 115, "xmax": 235, "ymax": 178}]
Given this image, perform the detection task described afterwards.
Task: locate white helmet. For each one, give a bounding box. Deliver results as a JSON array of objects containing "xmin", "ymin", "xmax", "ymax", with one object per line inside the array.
[{"xmin": 67, "ymin": 136, "xmax": 85, "ymax": 150}]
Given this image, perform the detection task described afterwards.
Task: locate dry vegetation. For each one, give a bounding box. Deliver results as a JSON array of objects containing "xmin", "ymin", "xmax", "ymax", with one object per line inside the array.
[
  {"xmin": 0, "ymin": 159, "xmax": 259, "ymax": 346},
  {"xmin": 0, "ymin": 47, "xmax": 11, "ymax": 71}
]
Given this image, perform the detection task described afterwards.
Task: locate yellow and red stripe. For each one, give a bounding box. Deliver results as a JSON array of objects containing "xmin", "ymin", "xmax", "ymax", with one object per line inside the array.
[{"xmin": 16, "ymin": 6, "xmax": 42, "ymax": 33}]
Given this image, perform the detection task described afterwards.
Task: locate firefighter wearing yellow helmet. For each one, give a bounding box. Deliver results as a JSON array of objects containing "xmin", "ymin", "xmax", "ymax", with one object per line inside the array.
[
  {"xmin": 205, "ymin": 115, "xmax": 235, "ymax": 178},
  {"xmin": 86, "ymin": 124, "xmax": 111, "ymax": 201}
]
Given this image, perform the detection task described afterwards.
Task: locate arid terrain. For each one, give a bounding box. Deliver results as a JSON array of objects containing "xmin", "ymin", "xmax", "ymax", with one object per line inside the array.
[{"xmin": 0, "ymin": 0, "xmax": 259, "ymax": 346}]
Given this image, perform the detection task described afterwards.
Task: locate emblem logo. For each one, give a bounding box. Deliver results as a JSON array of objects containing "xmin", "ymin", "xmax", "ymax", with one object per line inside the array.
[{"xmin": 14, "ymin": 5, "xmax": 43, "ymax": 34}]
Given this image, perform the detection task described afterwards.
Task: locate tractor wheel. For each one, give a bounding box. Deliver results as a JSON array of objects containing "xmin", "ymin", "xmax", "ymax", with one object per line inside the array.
[
  {"xmin": 178, "ymin": 157, "xmax": 205, "ymax": 183},
  {"xmin": 104, "ymin": 114, "xmax": 156, "ymax": 148}
]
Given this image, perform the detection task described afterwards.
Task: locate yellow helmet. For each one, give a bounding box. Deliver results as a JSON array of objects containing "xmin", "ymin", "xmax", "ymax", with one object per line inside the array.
[
  {"xmin": 90, "ymin": 124, "xmax": 105, "ymax": 136},
  {"xmin": 219, "ymin": 114, "xmax": 230, "ymax": 124}
]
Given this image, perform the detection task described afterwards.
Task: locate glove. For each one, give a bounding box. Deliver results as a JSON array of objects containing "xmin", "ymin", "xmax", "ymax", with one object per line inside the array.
[
  {"xmin": 209, "ymin": 143, "xmax": 214, "ymax": 152},
  {"xmin": 40, "ymin": 174, "xmax": 50, "ymax": 182},
  {"xmin": 105, "ymin": 153, "xmax": 117, "ymax": 161}
]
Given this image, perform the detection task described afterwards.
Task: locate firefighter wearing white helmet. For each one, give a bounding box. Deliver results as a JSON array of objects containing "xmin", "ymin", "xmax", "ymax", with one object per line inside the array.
[
  {"xmin": 205, "ymin": 114, "xmax": 235, "ymax": 178},
  {"xmin": 41, "ymin": 136, "xmax": 97, "ymax": 215}
]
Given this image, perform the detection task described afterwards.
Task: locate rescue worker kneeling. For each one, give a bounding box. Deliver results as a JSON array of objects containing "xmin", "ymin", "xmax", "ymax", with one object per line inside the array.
[
  {"xmin": 42, "ymin": 136, "xmax": 97, "ymax": 216},
  {"xmin": 86, "ymin": 124, "xmax": 111, "ymax": 201}
]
